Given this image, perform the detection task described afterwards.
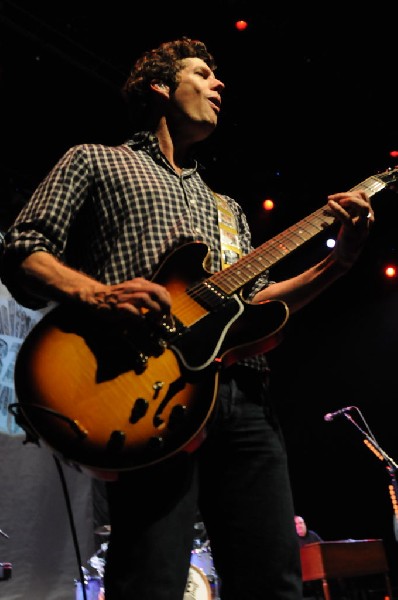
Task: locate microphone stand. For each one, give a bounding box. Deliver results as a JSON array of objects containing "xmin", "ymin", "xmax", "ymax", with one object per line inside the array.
[{"xmin": 341, "ymin": 410, "xmax": 398, "ymax": 541}]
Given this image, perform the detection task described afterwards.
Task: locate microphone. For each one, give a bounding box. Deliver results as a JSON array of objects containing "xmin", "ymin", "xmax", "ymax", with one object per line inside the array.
[{"xmin": 324, "ymin": 406, "xmax": 355, "ymax": 422}]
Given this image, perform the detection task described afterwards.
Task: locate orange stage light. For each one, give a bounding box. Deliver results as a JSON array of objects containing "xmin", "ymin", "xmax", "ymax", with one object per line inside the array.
[
  {"xmin": 262, "ymin": 198, "xmax": 274, "ymax": 211},
  {"xmin": 384, "ymin": 265, "xmax": 397, "ymax": 278}
]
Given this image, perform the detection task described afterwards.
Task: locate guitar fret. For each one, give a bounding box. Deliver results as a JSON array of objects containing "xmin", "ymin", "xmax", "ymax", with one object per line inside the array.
[
  {"xmin": 299, "ymin": 216, "xmax": 327, "ymax": 235},
  {"xmin": 262, "ymin": 251, "xmax": 287, "ymax": 267},
  {"xmin": 250, "ymin": 254, "xmax": 272, "ymax": 270},
  {"xmin": 283, "ymin": 231, "xmax": 310, "ymax": 248},
  {"xmin": 353, "ymin": 178, "xmax": 386, "ymax": 196}
]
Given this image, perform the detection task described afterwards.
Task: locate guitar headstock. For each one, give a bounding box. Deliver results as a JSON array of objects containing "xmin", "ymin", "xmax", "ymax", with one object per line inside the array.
[{"xmin": 376, "ymin": 165, "xmax": 398, "ymax": 190}]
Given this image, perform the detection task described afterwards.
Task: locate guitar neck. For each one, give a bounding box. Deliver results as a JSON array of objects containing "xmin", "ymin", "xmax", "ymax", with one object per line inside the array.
[{"xmin": 211, "ymin": 171, "xmax": 392, "ymax": 296}]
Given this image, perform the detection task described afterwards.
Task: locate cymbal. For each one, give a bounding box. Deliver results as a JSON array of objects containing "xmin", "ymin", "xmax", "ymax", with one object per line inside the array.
[{"xmin": 94, "ymin": 525, "xmax": 111, "ymax": 536}]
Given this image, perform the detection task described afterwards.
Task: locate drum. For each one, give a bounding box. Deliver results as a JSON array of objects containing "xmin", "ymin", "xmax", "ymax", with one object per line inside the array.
[
  {"xmin": 184, "ymin": 564, "xmax": 211, "ymax": 600},
  {"xmin": 190, "ymin": 545, "xmax": 214, "ymax": 579},
  {"xmin": 75, "ymin": 576, "xmax": 104, "ymax": 600},
  {"xmin": 190, "ymin": 545, "xmax": 220, "ymax": 599}
]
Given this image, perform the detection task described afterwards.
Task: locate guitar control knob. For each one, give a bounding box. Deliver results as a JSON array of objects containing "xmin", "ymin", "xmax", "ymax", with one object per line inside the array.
[
  {"xmin": 152, "ymin": 381, "xmax": 164, "ymax": 399},
  {"xmin": 133, "ymin": 353, "xmax": 148, "ymax": 374},
  {"xmin": 151, "ymin": 338, "xmax": 167, "ymax": 357}
]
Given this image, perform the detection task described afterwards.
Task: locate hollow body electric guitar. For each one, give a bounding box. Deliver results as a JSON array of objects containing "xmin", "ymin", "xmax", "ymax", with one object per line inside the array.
[{"xmin": 12, "ymin": 167, "xmax": 398, "ymax": 478}]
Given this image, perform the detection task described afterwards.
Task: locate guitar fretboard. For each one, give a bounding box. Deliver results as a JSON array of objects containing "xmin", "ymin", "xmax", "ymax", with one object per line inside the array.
[{"xmin": 210, "ymin": 172, "xmax": 393, "ymax": 296}]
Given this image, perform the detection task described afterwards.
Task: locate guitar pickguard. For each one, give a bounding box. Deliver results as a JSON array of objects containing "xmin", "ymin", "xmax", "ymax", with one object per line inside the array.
[{"xmin": 171, "ymin": 295, "xmax": 244, "ymax": 370}]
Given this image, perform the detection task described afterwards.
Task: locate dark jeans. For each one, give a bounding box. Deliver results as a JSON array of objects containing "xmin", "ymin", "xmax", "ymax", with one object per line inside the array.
[{"xmin": 103, "ymin": 366, "xmax": 303, "ymax": 600}]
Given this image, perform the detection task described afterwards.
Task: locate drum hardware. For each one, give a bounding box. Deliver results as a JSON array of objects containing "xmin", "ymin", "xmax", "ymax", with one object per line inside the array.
[
  {"xmin": 193, "ymin": 520, "xmax": 208, "ymax": 547},
  {"xmin": 88, "ymin": 542, "xmax": 108, "ymax": 580}
]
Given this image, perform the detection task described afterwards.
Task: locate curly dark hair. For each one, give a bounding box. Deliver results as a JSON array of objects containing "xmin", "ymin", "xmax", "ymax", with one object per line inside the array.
[{"xmin": 121, "ymin": 37, "xmax": 217, "ymax": 126}]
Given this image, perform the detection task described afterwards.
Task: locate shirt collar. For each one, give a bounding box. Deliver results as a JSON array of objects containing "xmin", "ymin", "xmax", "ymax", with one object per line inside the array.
[{"xmin": 125, "ymin": 131, "xmax": 199, "ymax": 176}]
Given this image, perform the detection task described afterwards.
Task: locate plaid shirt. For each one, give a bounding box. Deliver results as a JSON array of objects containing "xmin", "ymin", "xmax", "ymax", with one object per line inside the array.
[{"xmin": 1, "ymin": 131, "xmax": 271, "ymax": 371}]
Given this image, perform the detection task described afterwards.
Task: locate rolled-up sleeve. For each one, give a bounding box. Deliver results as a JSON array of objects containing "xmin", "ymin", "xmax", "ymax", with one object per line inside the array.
[{"xmin": 0, "ymin": 146, "xmax": 91, "ymax": 306}]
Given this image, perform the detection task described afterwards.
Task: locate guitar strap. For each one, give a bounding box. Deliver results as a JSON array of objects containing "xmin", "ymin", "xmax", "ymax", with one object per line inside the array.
[{"xmin": 212, "ymin": 192, "xmax": 242, "ymax": 269}]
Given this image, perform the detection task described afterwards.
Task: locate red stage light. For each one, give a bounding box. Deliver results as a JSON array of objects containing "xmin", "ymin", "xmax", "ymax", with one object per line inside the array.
[{"xmin": 235, "ymin": 20, "xmax": 248, "ymax": 31}]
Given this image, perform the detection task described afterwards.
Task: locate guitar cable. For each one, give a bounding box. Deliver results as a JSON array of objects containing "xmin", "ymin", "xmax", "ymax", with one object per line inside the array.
[{"xmin": 53, "ymin": 454, "xmax": 89, "ymax": 600}]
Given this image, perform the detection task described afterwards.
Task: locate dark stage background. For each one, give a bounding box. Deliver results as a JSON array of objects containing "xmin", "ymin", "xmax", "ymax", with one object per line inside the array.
[{"xmin": 1, "ymin": 1, "xmax": 398, "ymax": 597}]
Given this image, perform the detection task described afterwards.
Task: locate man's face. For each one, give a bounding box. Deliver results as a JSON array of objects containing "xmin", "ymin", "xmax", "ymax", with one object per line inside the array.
[
  {"xmin": 294, "ymin": 516, "xmax": 307, "ymax": 537},
  {"xmin": 169, "ymin": 57, "xmax": 224, "ymax": 141}
]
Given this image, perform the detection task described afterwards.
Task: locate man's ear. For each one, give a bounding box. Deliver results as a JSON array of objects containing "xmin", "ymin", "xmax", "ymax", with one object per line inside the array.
[{"xmin": 150, "ymin": 81, "xmax": 170, "ymax": 97}]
